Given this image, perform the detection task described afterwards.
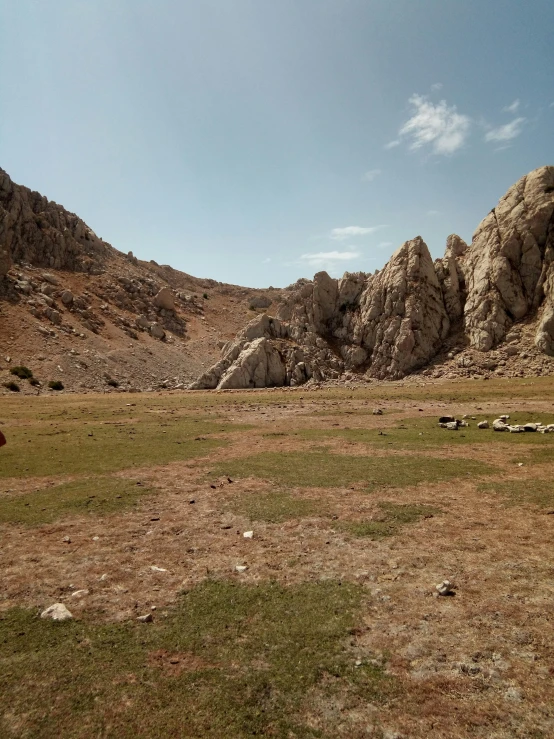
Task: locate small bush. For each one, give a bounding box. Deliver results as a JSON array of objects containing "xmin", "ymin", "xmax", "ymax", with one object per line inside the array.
[
  {"xmin": 48, "ymin": 380, "xmax": 64, "ymax": 391},
  {"xmin": 203, "ymin": 293, "xmax": 208, "ymax": 299},
  {"xmin": 10, "ymin": 366, "xmax": 33, "ymax": 380},
  {"xmin": 29, "ymin": 378, "xmax": 41, "ymax": 387},
  {"xmin": 107, "ymin": 379, "xmax": 119, "ymax": 387},
  {"xmin": 3, "ymin": 381, "xmax": 20, "ymax": 392}
]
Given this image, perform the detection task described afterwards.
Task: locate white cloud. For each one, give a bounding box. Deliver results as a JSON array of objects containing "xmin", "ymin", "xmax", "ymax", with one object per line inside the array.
[
  {"xmin": 362, "ymin": 168, "xmax": 381, "ymax": 181},
  {"xmin": 502, "ymin": 99, "xmax": 520, "ymax": 113},
  {"xmin": 384, "ymin": 139, "xmax": 400, "ymax": 149},
  {"xmin": 484, "ymin": 117, "xmax": 526, "ymax": 143},
  {"xmin": 377, "ymin": 241, "xmax": 393, "ymax": 250},
  {"xmin": 300, "ymin": 250, "xmax": 361, "ymax": 269},
  {"xmin": 398, "ymin": 94, "xmax": 471, "ymax": 155},
  {"xmin": 431, "ymin": 82, "xmax": 443, "ymax": 91},
  {"xmin": 262, "ymin": 257, "xmax": 271, "ymax": 263},
  {"xmin": 427, "ymin": 209, "xmax": 440, "ymax": 216},
  {"xmin": 330, "ymin": 225, "xmax": 387, "ymax": 241}
]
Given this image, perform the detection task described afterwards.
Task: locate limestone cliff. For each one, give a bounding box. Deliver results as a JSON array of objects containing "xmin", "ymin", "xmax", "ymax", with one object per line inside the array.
[{"xmin": 192, "ymin": 166, "xmax": 554, "ymax": 389}]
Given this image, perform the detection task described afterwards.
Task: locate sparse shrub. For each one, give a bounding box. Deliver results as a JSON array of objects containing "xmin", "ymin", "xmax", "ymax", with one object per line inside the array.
[
  {"xmin": 29, "ymin": 378, "xmax": 41, "ymax": 387},
  {"xmin": 203, "ymin": 293, "xmax": 209, "ymax": 299},
  {"xmin": 48, "ymin": 380, "xmax": 64, "ymax": 391},
  {"xmin": 3, "ymin": 381, "xmax": 20, "ymax": 392},
  {"xmin": 107, "ymin": 378, "xmax": 119, "ymax": 387},
  {"xmin": 10, "ymin": 366, "xmax": 33, "ymax": 380}
]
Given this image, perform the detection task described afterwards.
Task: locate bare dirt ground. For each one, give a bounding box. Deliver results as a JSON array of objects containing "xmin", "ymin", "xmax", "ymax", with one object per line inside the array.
[{"xmin": 1, "ymin": 378, "xmax": 554, "ymax": 738}]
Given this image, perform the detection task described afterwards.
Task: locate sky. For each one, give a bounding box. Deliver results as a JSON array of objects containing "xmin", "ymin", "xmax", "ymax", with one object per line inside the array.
[{"xmin": 1, "ymin": 0, "xmax": 553, "ymax": 288}]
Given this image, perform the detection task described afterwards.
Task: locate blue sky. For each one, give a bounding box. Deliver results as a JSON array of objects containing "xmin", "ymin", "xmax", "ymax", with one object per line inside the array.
[{"xmin": 1, "ymin": 0, "xmax": 553, "ymax": 287}]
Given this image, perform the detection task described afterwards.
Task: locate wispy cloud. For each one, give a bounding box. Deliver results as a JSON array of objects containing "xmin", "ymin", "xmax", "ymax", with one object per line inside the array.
[
  {"xmin": 484, "ymin": 117, "xmax": 526, "ymax": 143},
  {"xmin": 361, "ymin": 168, "xmax": 381, "ymax": 182},
  {"xmin": 502, "ymin": 99, "xmax": 520, "ymax": 114},
  {"xmin": 398, "ymin": 94, "xmax": 471, "ymax": 155},
  {"xmin": 330, "ymin": 225, "xmax": 387, "ymax": 241},
  {"xmin": 262, "ymin": 257, "xmax": 271, "ymax": 263},
  {"xmin": 300, "ymin": 250, "xmax": 361, "ymax": 268},
  {"xmin": 427, "ymin": 209, "xmax": 440, "ymax": 216},
  {"xmin": 377, "ymin": 241, "xmax": 393, "ymax": 250},
  {"xmin": 431, "ymin": 82, "xmax": 443, "ymax": 92},
  {"xmin": 384, "ymin": 139, "xmax": 400, "ymax": 150}
]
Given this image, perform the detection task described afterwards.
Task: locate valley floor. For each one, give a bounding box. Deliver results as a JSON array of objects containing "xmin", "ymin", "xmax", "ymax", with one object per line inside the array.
[{"xmin": 1, "ymin": 378, "xmax": 553, "ymax": 738}]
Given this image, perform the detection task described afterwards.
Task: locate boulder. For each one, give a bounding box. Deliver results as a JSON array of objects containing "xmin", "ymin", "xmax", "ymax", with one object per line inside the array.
[
  {"xmin": 40, "ymin": 603, "xmax": 73, "ymax": 621},
  {"xmin": 248, "ymin": 295, "xmax": 272, "ymax": 310},
  {"xmin": 218, "ymin": 337, "xmax": 286, "ymax": 389},
  {"xmin": 61, "ymin": 290, "xmax": 74, "ymax": 306},
  {"xmin": 153, "ymin": 287, "xmax": 174, "ymax": 311},
  {"xmin": 150, "ymin": 322, "xmax": 165, "ymax": 340}
]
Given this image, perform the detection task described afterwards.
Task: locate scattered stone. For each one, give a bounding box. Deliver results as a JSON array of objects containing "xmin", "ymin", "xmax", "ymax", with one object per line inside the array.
[
  {"xmin": 235, "ymin": 565, "xmax": 248, "ymax": 573},
  {"xmin": 493, "ymin": 419, "xmax": 509, "ymax": 432},
  {"xmin": 243, "ymin": 531, "xmax": 254, "ymax": 539},
  {"xmin": 477, "ymin": 420, "xmax": 489, "ymax": 429},
  {"xmin": 149, "ymin": 322, "xmax": 165, "ymax": 340},
  {"xmin": 435, "ymin": 580, "xmax": 455, "ymax": 596},
  {"xmin": 523, "ymin": 423, "xmax": 538, "ymax": 432},
  {"xmin": 62, "ymin": 535, "xmax": 71, "ymax": 543},
  {"xmin": 41, "ymin": 273, "xmax": 60, "ymax": 286},
  {"xmin": 40, "ymin": 603, "xmax": 73, "ymax": 621},
  {"xmin": 439, "ymin": 416, "xmax": 455, "ymax": 423},
  {"xmin": 60, "ymin": 290, "xmax": 74, "ymax": 305},
  {"xmin": 372, "ymin": 408, "xmax": 383, "ymax": 415},
  {"xmin": 71, "ymin": 589, "xmax": 89, "ymax": 598},
  {"xmin": 137, "ymin": 613, "xmax": 153, "ymax": 623},
  {"xmin": 150, "ymin": 566, "xmax": 167, "ymax": 572}
]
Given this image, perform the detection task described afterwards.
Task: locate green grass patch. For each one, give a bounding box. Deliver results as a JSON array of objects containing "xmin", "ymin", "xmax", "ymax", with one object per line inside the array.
[
  {"xmin": 0, "ymin": 476, "xmax": 155, "ymax": 526},
  {"xmin": 227, "ymin": 490, "xmax": 322, "ymax": 523},
  {"xmin": 479, "ymin": 479, "xmax": 554, "ymax": 510},
  {"xmin": 0, "ymin": 417, "xmax": 248, "ymax": 479},
  {"xmin": 0, "ymin": 580, "xmax": 394, "ymax": 738},
  {"xmin": 214, "ymin": 450, "xmax": 494, "ymax": 490},
  {"xmin": 298, "ymin": 414, "xmax": 554, "ymax": 450},
  {"xmin": 336, "ymin": 502, "xmax": 439, "ymax": 539}
]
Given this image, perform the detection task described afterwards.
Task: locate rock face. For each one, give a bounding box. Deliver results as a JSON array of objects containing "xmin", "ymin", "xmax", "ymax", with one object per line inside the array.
[
  {"xmin": 463, "ymin": 166, "xmax": 554, "ymax": 351},
  {"xmin": 192, "ymin": 166, "xmax": 554, "ymax": 389},
  {"xmin": 0, "ymin": 168, "xmax": 109, "ymax": 273}
]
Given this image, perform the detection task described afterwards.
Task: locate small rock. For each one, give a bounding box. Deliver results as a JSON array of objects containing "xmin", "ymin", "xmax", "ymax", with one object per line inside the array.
[
  {"xmin": 438, "ymin": 415, "xmax": 455, "ymax": 423},
  {"xmin": 372, "ymin": 408, "xmax": 383, "ymax": 415},
  {"xmin": 435, "ymin": 580, "xmax": 455, "ymax": 596},
  {"xmin": 62, "ymin": 535, "xmax": 71, "ymax": 543},
  {"xmin": 235, "ymin": 565, "xmax": 248, "ymax": 573},
  {"xmin": 137, "ymin": 613, "xmax": 153, "ymax": 623},
  {"xmin": 150, "ymin": 566, "xmax": 167, "ymax": 572},
  {"xmin": 243, "ymin": 531, "xmax": 254, "ymax": 539},
  {"xmin": 71, "ymin": 589, "xmax": 89, "ymax": 598},
  {"xmin": 477, "ymin": 420, "xmax": 489, "ymax": 429},
  {"xmin": 523, "ymin": 423, "xmax": 538, "ymax": 432},
  {"xmin": 40, "ymin": 603, "xmax": 73, "ymax": 621}
]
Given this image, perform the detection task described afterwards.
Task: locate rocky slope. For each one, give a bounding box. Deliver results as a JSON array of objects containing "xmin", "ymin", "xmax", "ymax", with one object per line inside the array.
[
  {"xmin": 0, "ymin": 168, "xmax": 288, "ymax": 393},
  {"xmin": 192, "ymin": 166, "xmax": 554, "ymax": 389}
]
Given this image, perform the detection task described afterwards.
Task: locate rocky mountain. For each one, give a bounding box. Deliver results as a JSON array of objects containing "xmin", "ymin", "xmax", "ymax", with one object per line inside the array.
[
  {"xmin": 0, "ymin": 168, "xmax": 288, "ymax": 393},
  {"xmin": 192, "ymin": 166, "xmax": 554, "ymax": 389}
]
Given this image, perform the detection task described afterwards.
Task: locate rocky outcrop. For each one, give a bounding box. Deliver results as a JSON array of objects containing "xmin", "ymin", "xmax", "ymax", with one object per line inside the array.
[
  {"xmin": 0, "ymin": 168, "xmax": 110, "ymax": 273},
  {"xmin": 435, "ymin": 234, "xmax": 467, "ymax": 323},
  {"xmin": 462, "ymin": 166, "xmax": 554, "ymax": 351},
  {"xmin": 192, "ymin": 167, "xmax": 554, "ymax": 389}
]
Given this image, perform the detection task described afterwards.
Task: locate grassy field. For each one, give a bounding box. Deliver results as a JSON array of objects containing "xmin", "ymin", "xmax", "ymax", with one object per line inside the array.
[{"xmin": 1, "ymin": 377, "xmax": 554, "ymax": 738}]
